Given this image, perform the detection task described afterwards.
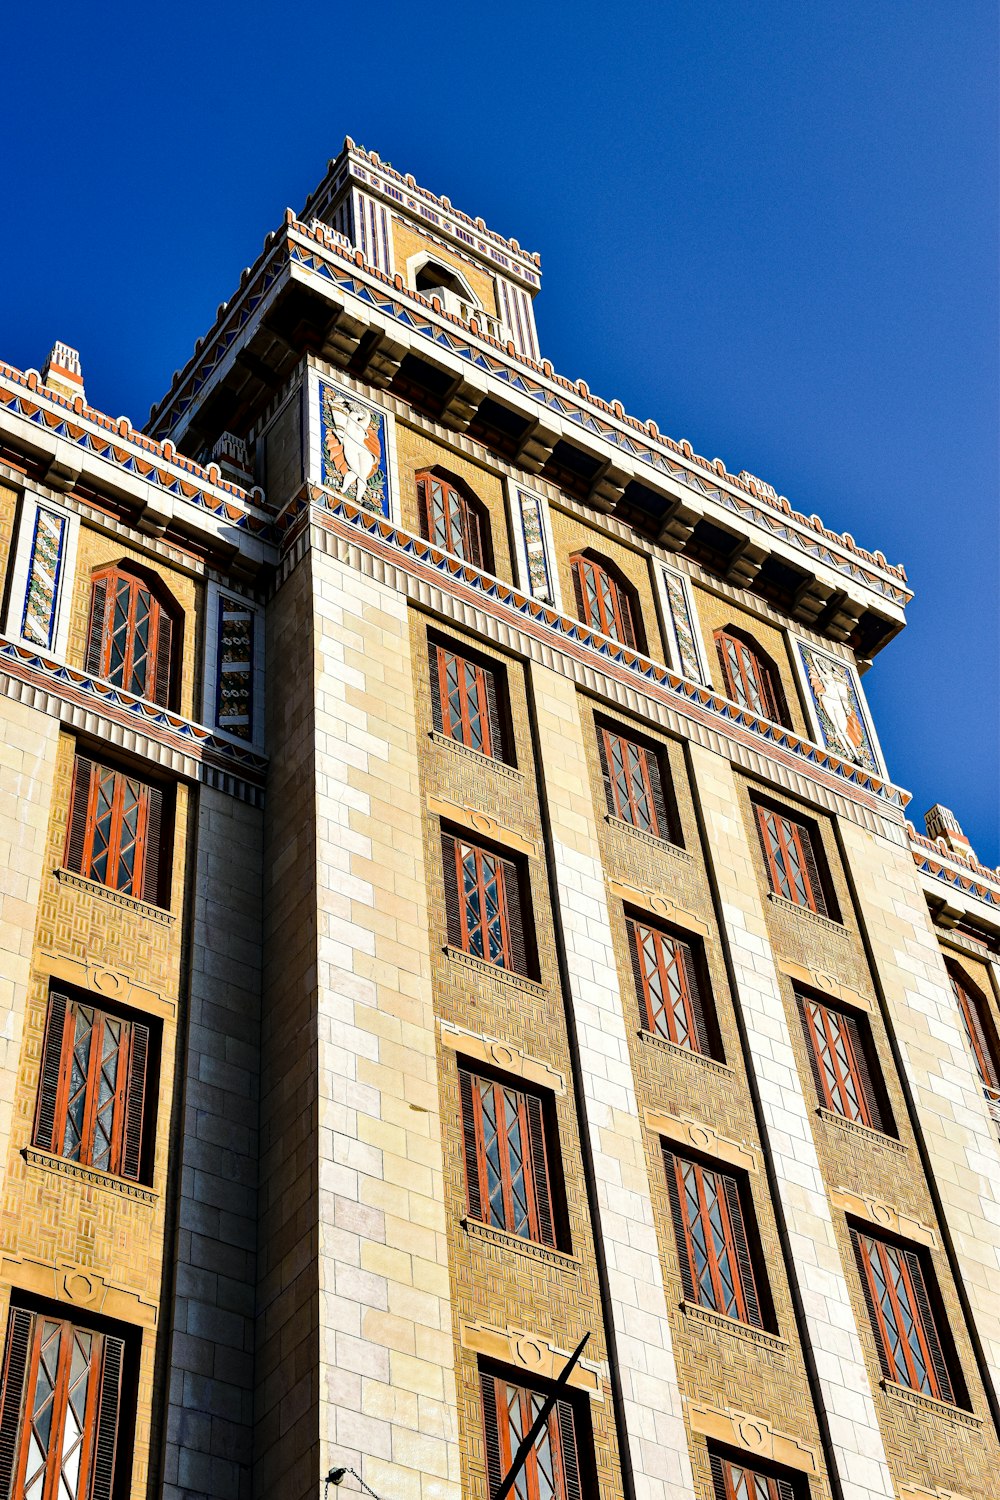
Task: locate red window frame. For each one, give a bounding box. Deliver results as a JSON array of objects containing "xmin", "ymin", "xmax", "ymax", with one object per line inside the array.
[
  {"xmin": 852, "ymin": 1229, "xmax": 954, "ymax": 1402},
  {"xmin": 64, "ymin": 755, "xmax": 164, "ymax": 905},
  {"xmin": 417, "ymin": 472, "xmax": 485, "ymax": 568},
  {"xmin": 665, "ymin": 1151, "xmax": 763, "ymax": 1328},
  {"xmin": 33, "ymin": 992, "xmax": 149, "ymax": 1182},
  {"xmin": 0, "ymin": 1307, "xmax": 125, "ymax": 1500},
  {"xmin": 629, "ymin": 920, "xmax": 706, "ymax": 1053},
  {"xmin": 710, "ymin": 1453, "xmax": 796, "ymax": 1500},
  {"xmin": 601, "ymin": 728, "xmax": 658, "ymax": 833},
  {"xmin": 459, "ymin": 1067, "xmax": 555, "ymax": 1247},
  {"xmin": 86, "ymin": 565, "xmax": 174, "ymax": 707},
  {"xmin": 434, "ymin": 644, "xmax": 494, "ymax": 757},
  {"xmin": 451, "ymin": 838, "xmax": 513, "ymax": 969},
  {"xmin": 715, "ymin": 629, "xmax": 781, "ymax": 723},
  {"xmin": 571, "ymin": 555, "xmax": 637, "ymax": 648},
  {"xmin": 801, "ymin": 995, "xmax": 880, "ymax": 1129},
  {"xmin": 481, "ymin": 1370, "xmax": 584, "ymax": 1500},
  {"xmin": 755, "ymin": 805, "xmax": 826, "ymax": 915},
  {"xmin": 948, "ymin": 967, "xmax": 1000, "ymax": 1094}
]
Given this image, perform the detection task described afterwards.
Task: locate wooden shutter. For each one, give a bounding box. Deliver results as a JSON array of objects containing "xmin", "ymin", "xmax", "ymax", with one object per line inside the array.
[
  {"xmin": 646, "ymin": 751, "xmax": 671, "ymax": 842},
  {"xmin": 440, "ymin": 833, "xmax": 461, "ymax": 948},
  {"xmin": 85, "ymin": 577, "xmax": 109, "ymax": 676},
  {"xmin": 141, "ymin": 785, "xmax": 164, "ymax": 907},
  {"xmin": 525, "ymin": 1093, "xmax": 555, "ymax": 1249},
  {"xmin": 679, "ymin": 943, "xmax": 712, "ymax": 1057},
  {"xmin": 850, "ymin": 1229, "xmax": 892, "ymax": 1380},
  {"xmin": 722, "ymin": 1175, "xmax": 763, "ymax": 1328},
  {"xmin": 627, "ymin": 921, "xmax": 651, "ymax": 1031},
  {"xmin": 33, "ymin": 992, "xmax": 70, "ymax": 1153},
  {"xmin": 596, "ymin": 729, "xmax": 615, "ymax": 816},
  {"xmin": 428, "ymin": 642, "xmax": 444, "ymax": 734},
  {"xmin": 796, "ymin": 823, "xmax": 828, "ymax": 916},
  {"xmin": 0, "ymin": 1308, "xmax": 32, "ymax": 1500},
  {"xmin": 663, "ymin": 1150, "xmax": 696, "ymax": 1301},
  {"xmin": 775, "ymin": 1480, "xmax": 796, "ymax": 1500},
  {"xmin": 556, "ymin": 1399, "xmax": 582, "ymax": 1500},
  {"xmin": 151, "ymin": 609, "xmax": 172, "ymax": 708},
  {"xmin": 501, "ymin": 859, "xmax": 528, "ymax": 977},
  {"xmin": 617, "ymin": 585, "xmax": 637, "ymax": 650},
  {"xmin": 121, "ymin": 1022, "xmax": 149, "ymax": 1182},
  {"xmin": 904, "ymin": 1250, "xmax": 954, "ymax": 1403},
  {"xmin": 65, "ymin": 755, "xmax": 94, "ymax": 874},
  {"xmin": 955, "ymin": 973, "xmax": 1000, "ymax": 1089},
  {"xmin": 459, "ymin": 1068, "xmax": 483, "ymax": 1222},
  {"xmin": 480, "ymin": 1371, "xmax": 502, "ymax": 1498},
  {"xmin": 708, "ymin": 1454, "xmax": 729, "ymax": 1500},
  {"xmin": 464, "ymin": 501, "xmax": 484, "ymax": 570},
  {"xmin": 416, "ymin": 478, "xmax": 431, "ymax": 542},
  {"xmin": 483, "ymin": 667, "xmax": 504, "ymax": 764},
  {"xmin": 571, "ymin": 559, "xmax": 586, "ymax": 623},
  {"xmin": 90, "ymin": 1334, "xmax": 124, "ymax": 1500},
  {"xmin": 844, "ymin": 1014, "xmax": 884, "ymax": 1131}
]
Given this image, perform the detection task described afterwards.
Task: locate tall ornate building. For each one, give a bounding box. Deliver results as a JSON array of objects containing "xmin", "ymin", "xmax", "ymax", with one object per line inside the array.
[{"xmin": 0, "ymin": 139, "xmax": 996, "ymax": 1500}]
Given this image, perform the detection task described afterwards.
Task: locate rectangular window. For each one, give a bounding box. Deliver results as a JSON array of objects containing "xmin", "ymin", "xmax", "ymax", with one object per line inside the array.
[
  {"xmin": 709, "ymin": 1453, "xmax": 798, "ymax": 1500},
  {"xmin": 598, "ymin": 726, "xmax": 677, "ymax": 842},
  {"xmin": 429, "ymin": 641, "xmax": 503, "ymax": 760},
  {"xmin": 851, "ymin": 1228, "xmax": 955, "ymax": 1403},
  {"xmin": 64, "ymin": 755, "xmax": 165, "ymax": 906},
  {"xmin": 948, "ymin": 966, "xmax": 1000, "ymax": 1094},
  {"xmin": 0, "ymin": 1306, "xmax": 125, "ymax": 1500},
  {"xmin": 800, "ymin": 994, "xmax": 884, "ymax": 1131},
  {"xmin": 441, "ymin": 832, "xmax": 528, "ymax": 975},
  {"xmin": 754, "ymin": 803, "xmax": 828, "ymax": 916},
  {"xmin": 33, "ymin": 993, "xmax": 150, "ymax": 1182},
  {"xmin": 459, "ymin": 1067, "xmax": 555, "ymax": 1247},
  {"xmin": 481, "ymin": 1370, "xmax": 586, "ymax": 1500},
  {"xmin": 628, "ymin": 918, "xmax": 711, "ymax": 1055},
  {"xmin": 665, "ymin": 1149, "xmax": 765, "ymax": 1329}
]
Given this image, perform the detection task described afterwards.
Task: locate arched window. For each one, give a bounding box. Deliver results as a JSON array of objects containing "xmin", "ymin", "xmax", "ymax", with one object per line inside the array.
[
  {"xmin": 85, "ymin": 564, "xmax": 177, "ymax": 708},
  {"xmin": 416, "ymin": 471, "xmax": 489, "ymax": 569},
  {"xmin": 571, "ymin": 553, "xmax": 641, "ymax": 650},
  {"xmin": 715, "ymin": 626, "xmax": 787, "ymax": 725},
  {"xmin": 947, "ymin": 963, "xmax": 1000, "ymax": 1098}
]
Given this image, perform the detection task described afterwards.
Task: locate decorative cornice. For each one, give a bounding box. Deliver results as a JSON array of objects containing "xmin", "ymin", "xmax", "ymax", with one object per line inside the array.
[
  {"xmin": 603, "ymin": 813, "xmax": 694, "ymax": 861},
  {"xmin": 0, "ymin": 636, "xmax": 267, "ymax": 796},
  {"xmin": 0, "ymin": 361, "xmax": 272, "ymax": 534},
  {"xmin": 645, "ymin": 1110, "xmax": 759, "ymax": 1174},
  {"xmin": 687, "ymin": 1402, "xmax": 818, "ymax": 1474},
  {"xmin": 462, "ymin": 1219, "xmax": 580, "ymax": 1273},
  {"xmin": 767, "ymin": 892, "xmax": 850, "ymax": 933},
  {"xmin": 443, "ymin": 946, "xmax": 548, "ymax": 998},
  {"xmin": 815, "ymin": 1108, "xmax": 907, "ymax": 1154},
  {"xmin": 607, "ymin": 878, "xmax": 711, "ymax": 940},
  {"xmin": 680, "ymin": 1300, "xmax": 789, "ymax": 1354},
  {"xmin": 23, "ymin": 1148, "xmax": 157, "ymax": 1206},
  {"xmin": 909, "ymin": 827, "xmax": 1000, "ymax": 908},
  {"xmin": 775, "ymin": 957, "xmax": 873, "ymax": 1013},
  {"xmin": 459, "ymin": 1318, "xmax": 603, "ymax": 1397},
  {"xmin": 55, "ymin": 868, "xmax": 175, "ymax": 924},
  {"xmin": 881, "ymin": 1381, "xmax": 981, "ymax": 1428},
  {"xmin": 426, "ymin": 793, "xmax": 537, "ymax": 857},
  {"xmin": 638, "ymin": 1030, "xmax": 734, "ymax": 1079},
  {"xmin": 830, "ymin": 1188, "xmax": 936, "ymax": 1247},
  {"xmin": 295, "ymin": 492, "xmax": 910, "ymax": 817},
  {"xmin": 440, "ymin": 1020, "xmax": 566, "ymax": 1094},
  {"xmin": 428, "ymin": 729, "xmax": 524, "ymax": 781},
  {"xmin": 146, "ymin": 218, "xmax": 910, "ymax": 610}
]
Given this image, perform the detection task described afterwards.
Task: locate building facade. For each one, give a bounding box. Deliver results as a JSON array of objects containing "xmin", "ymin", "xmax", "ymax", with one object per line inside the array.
[{"xmin": 0, "ymin": 139, "xmax": 997, "ymax": 1500}]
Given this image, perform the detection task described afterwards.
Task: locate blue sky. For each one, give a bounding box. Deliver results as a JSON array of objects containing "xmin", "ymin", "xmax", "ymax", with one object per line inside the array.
[{"xmin": 4, "ymin": 1, "xmax": 997, "ymax": 859}]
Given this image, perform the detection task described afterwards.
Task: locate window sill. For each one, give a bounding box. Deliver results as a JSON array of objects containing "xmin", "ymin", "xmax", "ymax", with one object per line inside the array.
[
  {"xmin": 444, "ymin": 945, "xmax": 546, "ymax": 997},
  {"xmin": 637, "ymin": 1029, "xmax": 733, "ymax": 1078},
  {"xmin": 881, "ymin": 1380, "xmax": 980, "ymax": 1428},
  {"xmin": 816, "ymin": 1107, "xmax": 906, "ymax": 1154},
  {"xmin": 22, "ymin": 1147, "xmax": 157, "ymax": 1205},
  {"xmin": 55, "ymin": 868, "xmax": 174, "ymax": 925},
  {"xmin": 429, "ymin": 730, "xmax": 523, "ymax": 781},
  {"xmin": 604, "ymin": 814, "xmax": 692, "ymax": 861},
  {"xmin": 462, "ymin": 1217, "xmax": 579, "ymax": 1272},
  {"xmin": 767, "ymin": 892, "xmax": 844, "ymax": 934},
  {"xmin": 680, "ymin": 1300, "xmax": 788, "ymax": 1353}
]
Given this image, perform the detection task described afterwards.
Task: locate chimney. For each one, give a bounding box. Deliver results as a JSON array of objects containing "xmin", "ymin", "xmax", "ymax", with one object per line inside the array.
[
  {"xmin": 41, "ymin": 342, "xmax": 85, "ymax": 404},
  {"xmin": 924, "ymin": 804, "xmax": 976, "ymax": 862}
]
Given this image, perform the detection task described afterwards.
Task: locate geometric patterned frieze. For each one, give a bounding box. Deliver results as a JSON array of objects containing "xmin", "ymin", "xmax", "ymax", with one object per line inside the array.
[
  {"xmin": 687, "ymin": 1402, "xmax": 819, "ymax": 1475},
  {"xmin": 458, "ymin": 1318, "xmax": 604, "ymax": 1398}
]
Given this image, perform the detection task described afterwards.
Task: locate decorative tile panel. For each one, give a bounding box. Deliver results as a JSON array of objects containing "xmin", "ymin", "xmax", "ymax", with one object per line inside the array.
[
  {"xmin": 318, "ymin": 378, "xmax": 394, "ymax": 518},
  {"xmin": 513, "ymin": 485, "xmax": 556, "ymax": 604},
  {"xmin": 795, "ymin": 640, "xmax": 882, "ymax": 774},
  {"xmin": 657, "ymin": 563, "xmax": 708, "ymax": 683},
  {"xmin": 215, "ymin": 594, "xmax": 254, "ymax": 739},
  {"xmin": 21, "ymin": 506, "xmax": 67, "ymax": 649}
]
